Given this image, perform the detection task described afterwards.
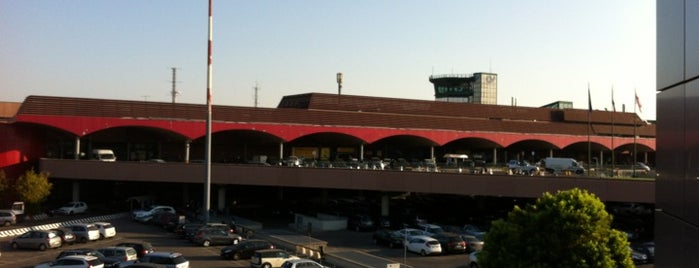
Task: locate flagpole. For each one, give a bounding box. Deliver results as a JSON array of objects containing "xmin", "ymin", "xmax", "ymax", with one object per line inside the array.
[
  {"xmin": 611, "ymin": 86, "xmax": 615, "ymax": 178},
  {"xmin": 633, "ymin": 89, "xmax": 638, "ymax": 178},
  {"xmin": 203, "ymin": 0, "xmax": 213, "ymax": 223},
  {"xmin": 587, "ymin": 84, "xmax": 592, "ymax": 176}
]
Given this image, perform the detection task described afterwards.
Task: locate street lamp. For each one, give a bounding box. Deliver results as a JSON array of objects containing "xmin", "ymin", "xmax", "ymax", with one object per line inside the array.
[{"xmin": 336, "ymin": 72, "xmax": 343, "ymax": 95}]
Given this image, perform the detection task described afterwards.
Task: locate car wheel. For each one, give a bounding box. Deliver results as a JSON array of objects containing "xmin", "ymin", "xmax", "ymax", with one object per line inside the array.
[
  {"xmin": 80, "ymin": 237, "xmax": 88, "ymax": 243},
  {"xmin": 202, "ymin": 240, "xmax": 211, "ymax": 247},
  {"xmin": 2, "ymin": 221, "xmax": 9, "ymax": 227},
  {"xmin": 11, "ymin": 242, "xmax": 19, "ymax": 249},
  {"xmin": 355, "ymin": 226, "xmax": 360, "ymax": 232},
  {"xmin": 232, "ymin": 253, "xmax": 241, "ymax": 260},
  {"xmin": 38, "ymin": 243, "xmax": 47, "ymax": 251},
  {"xmin": 388, "ymin": 242, "xmax": 394, "ymax": 248},
  {"xmin": 470, "ymin": 263, "xmax": 479, "ymax": 268},
  {"xmin": 262, "ymin": 263, "xmax": 272, "ymax": 268},
  {"xmin": 420, "ymin": 250, "xmax": 427, "ymax": 256}
]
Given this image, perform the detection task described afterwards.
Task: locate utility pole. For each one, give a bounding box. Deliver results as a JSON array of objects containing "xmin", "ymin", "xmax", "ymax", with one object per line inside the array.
[
  {"xmin": 254, "ymin": 82, "xmax": 260, "ymax": 108},
  {"xmin": 171, "ymin": 67, "xmax": 180, "ymax": 103}
]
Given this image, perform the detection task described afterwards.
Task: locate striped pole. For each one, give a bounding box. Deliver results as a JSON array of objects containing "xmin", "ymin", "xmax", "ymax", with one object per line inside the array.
[{"xmin": 203, "ymin": 0, "xmax": 213, "ymax": 223}]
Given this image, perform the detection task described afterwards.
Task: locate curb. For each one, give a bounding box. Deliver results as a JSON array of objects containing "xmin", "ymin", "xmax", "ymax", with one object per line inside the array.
[{"xmin": 0, "ymin": 213, "xmax": 129, "ymax": 238}]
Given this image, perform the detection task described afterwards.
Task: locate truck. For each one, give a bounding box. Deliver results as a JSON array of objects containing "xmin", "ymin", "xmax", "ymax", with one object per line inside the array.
[
  {"xmin": 541, "ymin": 157, "xmax": 585, "ymax": 175},
  {"xmin": 0, "ymin": 201, "xmax": 25, "ymax": 222},
  {"xmin": 91, "ymin": 149, "xmax": 116, "ymax": 162}
]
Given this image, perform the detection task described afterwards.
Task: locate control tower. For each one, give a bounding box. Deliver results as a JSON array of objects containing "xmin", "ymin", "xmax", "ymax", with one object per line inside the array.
[{"xmin": 429, "ymin": 72, "xmax": 497, "ymax": 104}]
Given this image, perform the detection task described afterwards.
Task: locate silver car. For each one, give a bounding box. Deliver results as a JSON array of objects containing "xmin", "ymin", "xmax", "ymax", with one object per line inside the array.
[{"xmin": 11, "ymin": 230, "xmax": 62, "ymax": 251}]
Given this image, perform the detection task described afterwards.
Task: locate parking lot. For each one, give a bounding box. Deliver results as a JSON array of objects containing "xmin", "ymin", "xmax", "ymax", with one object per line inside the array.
[{"xmin": 0, "ymin": 211, "xmax": 654, "ymax": 268}]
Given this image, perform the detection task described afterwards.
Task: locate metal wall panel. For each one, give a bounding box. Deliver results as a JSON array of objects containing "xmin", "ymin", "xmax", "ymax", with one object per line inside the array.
[
  {"xmin": 657, "ymin": 85, "xmax": 686, "ymax": 216},
  {"xmin": 684, "ymin": 80, "xmax": 699, "ymax": 224},
  {"xmin": 656, "ymin": 0, "xmax": 685, "ymax": 90},
  {"xmin": 687, "ymin": 0, "xmax": 699, "ymax": 78}
]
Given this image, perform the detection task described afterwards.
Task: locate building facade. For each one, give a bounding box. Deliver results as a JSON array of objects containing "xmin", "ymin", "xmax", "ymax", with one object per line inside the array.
[{"xmin": 655, "ymin": 0, "xmax": 699, "ymax": 266}]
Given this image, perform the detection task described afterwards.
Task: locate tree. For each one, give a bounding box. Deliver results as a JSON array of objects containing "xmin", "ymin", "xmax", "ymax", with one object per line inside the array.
[
  {"xmin": 479, "ymin": 188, "xmax": 633, "ymax": 268},
  {"xmin": 15, "ymin": 169, "xmax": 52, "ymax": 214}
]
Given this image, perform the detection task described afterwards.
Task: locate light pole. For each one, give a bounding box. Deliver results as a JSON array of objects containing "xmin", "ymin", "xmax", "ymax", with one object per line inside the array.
[{"xmin": 336, "ymin": 72, "xmax": 343, "ymax": 95}]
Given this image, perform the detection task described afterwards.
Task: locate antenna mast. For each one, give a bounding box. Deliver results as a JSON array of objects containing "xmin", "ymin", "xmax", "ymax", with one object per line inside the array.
[{"xmin": 171, "ymin": 67, "xmax": 180, "ymax": 103}]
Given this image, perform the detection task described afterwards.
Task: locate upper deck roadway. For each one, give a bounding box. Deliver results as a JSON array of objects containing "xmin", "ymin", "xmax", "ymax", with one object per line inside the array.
[{"xmin": 39, "ymin": 159, "xmax": 654, "ymax": 204}]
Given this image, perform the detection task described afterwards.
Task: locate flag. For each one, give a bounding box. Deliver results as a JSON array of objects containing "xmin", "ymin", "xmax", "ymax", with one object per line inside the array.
[
  {"xmin": 611, "ymin": 87, "xmax": 616, "ymax": 112},
  {"xmin": 635, "ymin": 92, "xmax": 643, "ymax": 113},
  {"xmin": 588, "ymin": 87, "xmax": 592, "ymax": 112}
]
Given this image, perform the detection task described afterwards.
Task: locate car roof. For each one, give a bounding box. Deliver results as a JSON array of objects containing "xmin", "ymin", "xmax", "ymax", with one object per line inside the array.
[
  {"xmin": 284, "ymin": 258, "xmax": 318, "ymax": 264},
  {"xmin": 60, "ymin": 255, "xmax": 98, "ymax": 261},
  {"xmin": 410, "ymin": 235, "xmax": 437, "ymax": 240},
  {"xmin": 146, "ymin": 251, "xmax": 182, "ymax": 257}
]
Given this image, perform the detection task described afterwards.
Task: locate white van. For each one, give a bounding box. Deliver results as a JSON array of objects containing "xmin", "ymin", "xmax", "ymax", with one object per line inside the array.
[
  {"xmin": 541, "ymin": 157, "xmax": 585, "ymax": 175},
  {"xmin": 91, "ymin": 149, "xmax": 116, "ymax": 162}
]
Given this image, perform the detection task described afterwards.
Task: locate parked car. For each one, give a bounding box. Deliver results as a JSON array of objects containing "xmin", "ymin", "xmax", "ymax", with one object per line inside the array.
[
  {"xmin": 11, "ymin": 230, "xmax": 62, "ymax": 251},
  {"xmin": 53, "ymin": 201, "xmax": 88, "ymax": 215},
  {"xmin": 393, "ymin": 228, "xmax": 429, "ymax": 242},
  {"xmin": 405, "ymin": 235, "xmax": 442, "ymax": 256},
  {"xmin": 132, "ymin": 205, "xmax": 175, "ymax": 223},
  {"xmin": 192, "ymin": 228, "xmax": 242, "ymax": 247},
  {"xmin": 371, "ymin": 229, "xmax": 404, "ymax": 248},
  {"xmin": 56, "ymin": 248, "xmax": 122, "ymax": 268},
  {"xmin": 97, "ymin": 246, "xmax": 138, "ymax": 265},
  {"xmin": 462, "ymin": 224, "xmax": 487, "ymax": 239},
  {"xmin": 220, "ymin": 239, "xmax": 275, "ymax": 260},
  {"xmin": 281, "ymin": 258, "xmax": 328, "ymax": 268},
  {"xmin": 0, "ymin": 210, "xmax": 17, "ymax": 226},
  {"xmin": 123, "ymin": 264, "xmax": 166, "ymax": 268},
  {"xmin": 468, "ymin": 250, "xmax": 479, "ymax": 268},
  {"xmin": 506, "ymin": 160, "xmax": 540, "ymax": 175},
  {"xmin": 461, "ymin": 234, "xmax": 484, "ymax": 253},
  {"xmin": 415, "ymin": 222, "xmax": 445, "ymax": 236},
  {"xmin": 67, "ymin": 223, "xmax": 100, "ymax": 243},
  {"xmin": 631, "ymin": 241, "xmax": 655, "ymax": 263},
  {"xmin": 116, "ymin": 241, "xmax": 155, "ymax": 258},
  {"xmin": 432, "ymin": 233, "xmax": 467, "ymax": 254},
  {"xmin": 35, "ymin": 255, "xmax": 104, "ymax": 268},
  {"xmin": 49, "ymin": 227, "xmax": 76, "ymax": 246},
  {"xmin": 347, "ymin": 214, "xmax": 375, "ymax": 231},
  {"xmin": 138, "ymin": 252, "xmax": 189, "ymax": 268},
  {"xmin": 93, "ymin": 222, "xmax": 116, "ymax": 239},
  {"xmin": 181, "ymin": 223, "xmax": 205, "ymax": 241},
  {"xmin": 250, "ymin": 249, "xmax": 299, "ymax": 268}
]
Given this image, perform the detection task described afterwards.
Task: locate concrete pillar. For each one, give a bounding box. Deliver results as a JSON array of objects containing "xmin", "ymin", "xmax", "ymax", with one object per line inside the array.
[
  {"xmin": 72, "ymin": 181, "xmax": 80, "ymax": 202},
  {"xmin": 185, "ymin": 140, "xmax": 191, "ymax": 163},
  {"xmin": 279, "ymin": 143, "xmax": 284, "ymax": 165},
  {"xmin": 492, "ymin": 148, "xmax": 498, "ymax": 165},
  {"xmin": 74, "ymin": 137, "xmax": 81, "ymax": 160},
  {"xmin": 549, "ymin": 149, "xmax": 553, "ymax": 157},
  {"xmin": 360, "ymin": 144, "xmax": 364, "ymax": 161},
  {"xmin": 430, "ymin": 146, "xmax": 435, "ymax": 160},
  {"xmin": 218, "ymin": 187, "xmax": 226, "ymax": 213},
  {"xmin": 381, "ymin": 195, "xmax": 389, "ymax": 216}
]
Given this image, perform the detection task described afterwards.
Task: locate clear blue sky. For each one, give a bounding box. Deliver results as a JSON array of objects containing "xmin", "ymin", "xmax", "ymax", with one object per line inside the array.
[{"xmin": 1, "ymin": 1, "xmax": 656, "ymax": 120}]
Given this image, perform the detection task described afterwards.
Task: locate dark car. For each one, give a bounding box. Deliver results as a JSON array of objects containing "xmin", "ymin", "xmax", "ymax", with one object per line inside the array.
[
  {"xmin": 347, "ymin": 214, "xmax": 375, "ymax": 231},
  {"xmin": 181, "ymin": 223, "xmax": 205, "ymax": 241},
  {"xmin": 220, "ymin": 239, "xmax": 274, "ymax": 260},
  {"xmin": 461, "ymin": 234, "xmax": 484, "ymax": 253},
  {"xmin": 49, "ymin": 227, "xmax": 76, "ymax": 246},
  {"xmin": 192, "ymin": 228, "xmax": 242, "ymax": 247},
  {"xmin": 631, "ymin": 241, "xmax": 655, "ymax": 263},
  {"xmin": 372, "ymin": 229, "xmax": 404, "ymax": 248},
  {"xmin": 116, "ymin": 241, "xmax": 155, "ymax": 258},
  {"xmin": 56, "ymin": 248, "xmax": 122, "ymax": 268},
  {"xmin": 432, "ymin": 233, "xmax": 467, "ymax": 254}
]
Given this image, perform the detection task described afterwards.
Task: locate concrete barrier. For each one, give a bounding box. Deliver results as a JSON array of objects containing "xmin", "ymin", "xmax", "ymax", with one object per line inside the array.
[{"xmin": 0, "ymin": 213, "xmax": 129, "ymax": 238}]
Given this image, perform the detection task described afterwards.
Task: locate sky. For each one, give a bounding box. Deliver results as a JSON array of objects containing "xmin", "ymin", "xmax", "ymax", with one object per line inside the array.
[{"xmin": 1, "ymin": 1, "xmax": 656, "ymax": 120}]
